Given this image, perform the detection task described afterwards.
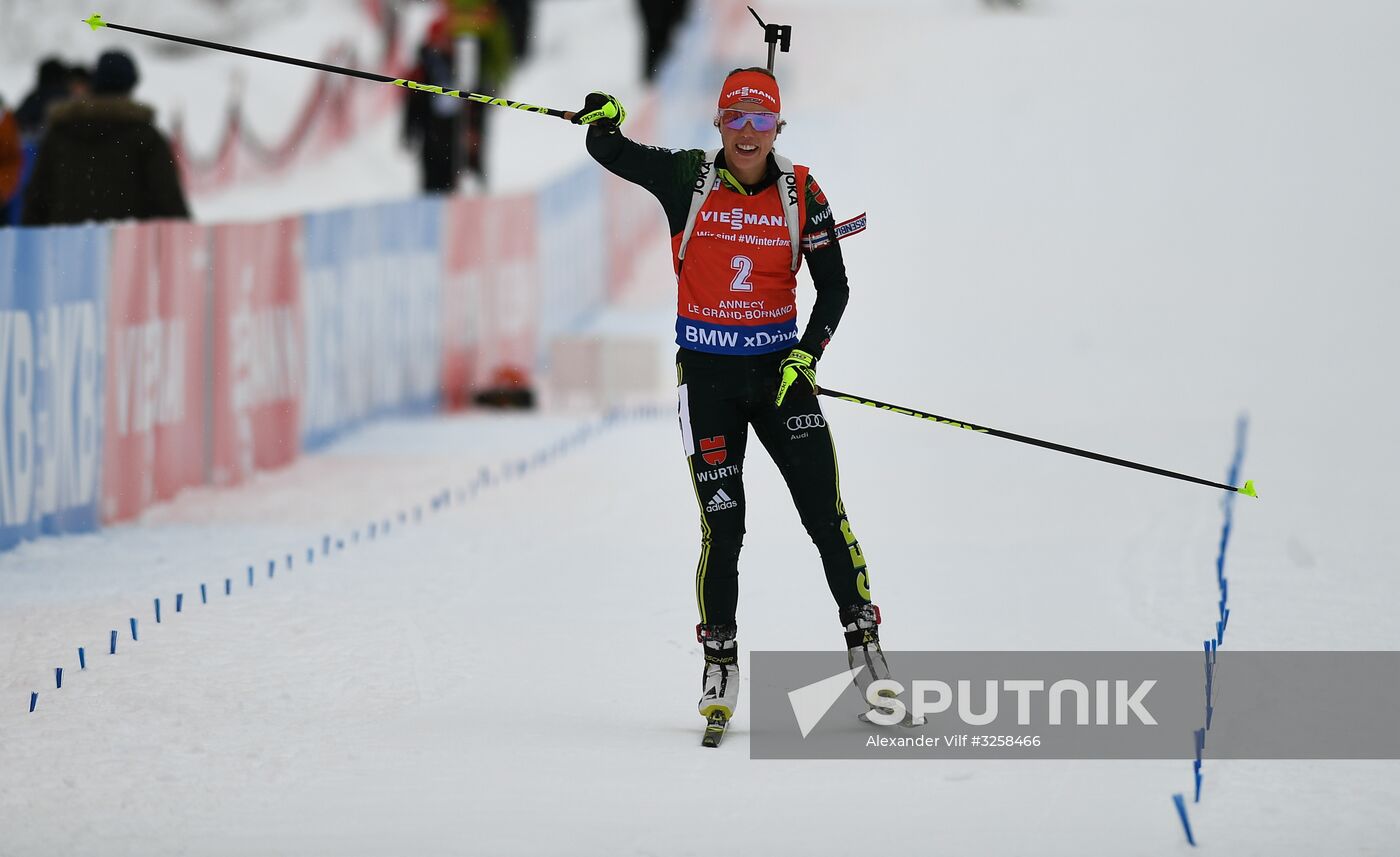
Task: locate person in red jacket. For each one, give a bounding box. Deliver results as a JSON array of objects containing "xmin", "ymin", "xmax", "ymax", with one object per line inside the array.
[
  {"xmin": 0, "ymin": 100, "xmax": 21, "ymax": 216},
  {"xmin": 576, "ymin": 69, "xmax": 889, "ymax": 739}
]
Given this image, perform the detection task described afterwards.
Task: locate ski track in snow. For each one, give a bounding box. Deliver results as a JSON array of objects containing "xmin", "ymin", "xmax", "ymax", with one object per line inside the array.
[{"xmin": 6, "ymin": 0, "xmax": 1400, "ymax": 854}]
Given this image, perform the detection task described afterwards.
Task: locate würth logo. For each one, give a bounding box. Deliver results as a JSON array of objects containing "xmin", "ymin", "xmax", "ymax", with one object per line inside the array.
[{"xmin": 700, "ymin": 436, "xmax": 727, "ymax": 466}]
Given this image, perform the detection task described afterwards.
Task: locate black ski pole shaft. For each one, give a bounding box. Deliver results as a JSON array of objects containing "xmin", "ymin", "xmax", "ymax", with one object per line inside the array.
[
  {"xmin": 83, "ymin": 14, "xmax": 576, "ymax": 121},
  {"xmin": 816, "ymin": 387, "xmax": 1258, "ymax": 497}
]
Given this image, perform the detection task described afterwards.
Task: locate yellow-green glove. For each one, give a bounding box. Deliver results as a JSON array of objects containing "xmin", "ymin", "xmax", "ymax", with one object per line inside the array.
[
  {"xmin": 775, "ymin": 348, "xmax": 818, "ymax": 407},
  {"xmin": 571, "ymin": 92, "xmax": 626, "ymax": 127}
]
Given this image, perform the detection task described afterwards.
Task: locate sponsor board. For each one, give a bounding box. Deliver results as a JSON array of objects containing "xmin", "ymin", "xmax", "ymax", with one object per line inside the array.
[
  {"xmin": 103, "ymin": 222, "xmax": 209, "ymax": 521},
  {"xmin": 0, "ymin": 226, "xmax": 105, "ymax": 550},
  {"xmin": 441, "ymin": 196, "xmax": 486, "ymax": 409},
  {"xmin": 301, "ymin": 199, "xmax": 443, "ymax": 450},
  {"xmin": 474, "ymin": 194, "xmax": 537, "ymax": 392},
  {"xmin": 210, "ymin": 218, "xmax": 303, "ymax": 485}
]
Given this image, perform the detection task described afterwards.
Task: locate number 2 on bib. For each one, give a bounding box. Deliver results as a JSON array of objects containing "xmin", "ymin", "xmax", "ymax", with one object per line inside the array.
[{"xmin": 729, "ymin": 255, "xmax": 754, "ymax": 292}]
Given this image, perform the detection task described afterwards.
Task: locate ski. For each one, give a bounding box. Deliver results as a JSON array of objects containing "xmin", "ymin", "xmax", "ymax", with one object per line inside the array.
[{"xmin": 701, "ymin": 711, "xmax": 730, "ymax": 748}]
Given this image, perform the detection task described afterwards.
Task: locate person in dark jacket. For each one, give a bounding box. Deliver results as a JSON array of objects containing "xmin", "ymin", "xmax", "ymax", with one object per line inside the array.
[
  {"xmin": 574, "ymin": 71, "xmax": 890, "ymax": 740},
  {"xmin": 402, "ymin": 17, "xmax": 460, "ymax": 193},
  {"xmin": 636, "ymin": 0, "xmax": 691, "ymax": 81},
  {"xmin": 22, "ymin": 50, "xmax": 189, "ymax": 227},
  {"xmin": 15, "ymin": 58, "xmax": 72, "ymax": 138}
]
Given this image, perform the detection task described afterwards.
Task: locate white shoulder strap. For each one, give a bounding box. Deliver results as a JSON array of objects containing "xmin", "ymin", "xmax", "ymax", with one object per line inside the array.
[
  {"xmin": 772, "ymin": 153, "xmax": 802, "ymax": 272},
  {"xmin": 677, "ymin": 149, "xmax": 722, "ymax": 266}
]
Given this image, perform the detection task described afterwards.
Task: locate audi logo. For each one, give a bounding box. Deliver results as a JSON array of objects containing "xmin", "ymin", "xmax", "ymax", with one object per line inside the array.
[{"xmin": 786, "ymin": 414, "xmax": 826, "ymax": 430}]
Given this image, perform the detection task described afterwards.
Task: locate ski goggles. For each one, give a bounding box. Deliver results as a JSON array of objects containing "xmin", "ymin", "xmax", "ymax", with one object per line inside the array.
[{"xmin": 718, "ymin": 109, "xmax": 781, "ymax": 132}]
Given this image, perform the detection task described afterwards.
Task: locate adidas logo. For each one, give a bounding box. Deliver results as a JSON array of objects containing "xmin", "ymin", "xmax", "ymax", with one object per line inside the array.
[{"xmin": 706, "ymin": 489, "xmax": 738, "ymax": 512}]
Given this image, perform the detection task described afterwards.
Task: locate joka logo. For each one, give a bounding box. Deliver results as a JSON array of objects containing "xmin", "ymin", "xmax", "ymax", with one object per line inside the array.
[
  {"xmin": 699, "ymin": 436, "xmax": 727, "ymax": 466},
  {"xmin": 786, "ymin": 414, "xmax": 825, "ymax": 431},
  {"xmin": 706, "ymin": 489, "xmax": 738, "ymax": 512}
]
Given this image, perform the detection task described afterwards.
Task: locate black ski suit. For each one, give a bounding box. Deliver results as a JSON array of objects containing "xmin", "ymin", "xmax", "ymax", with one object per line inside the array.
[{"xmin": 586, "ymin": 124, "xmax": 871, "ymax": 628}]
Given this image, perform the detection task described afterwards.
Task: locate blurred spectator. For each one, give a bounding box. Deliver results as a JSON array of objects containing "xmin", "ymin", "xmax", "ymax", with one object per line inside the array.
[
  {"xmin": 403, "ymin": 16, "xmax": 460, "ymax": 193},
  {"xmin": 16, "ymin": 58, "xmax": 72, "ymax": 138},
  {"xmin": 447, "ymin": 0, "xmax": 515, "ymax": 186},
  {"xmin": 498, "ymin": 0, "xmax": 535, "ymax": 62},
  {"xmin": 0, "ymin": 99, "xmax": 21, "ymax": 221},
  {"xmin": 22, "ymin": 50, "xmax": 189, "ymax": 227},
  {"xmin": 636, "ymin": 0, "xmax": 691, "ymax": 82},
  {"xmin": 67, "ymin": 65, "xmax": 92, "ymax": 98}
]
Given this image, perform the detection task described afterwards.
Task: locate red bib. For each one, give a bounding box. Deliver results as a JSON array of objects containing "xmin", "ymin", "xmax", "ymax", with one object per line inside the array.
[{"xmin": 671, "ymin": 166, "xmax": 809, "ymax": 355}]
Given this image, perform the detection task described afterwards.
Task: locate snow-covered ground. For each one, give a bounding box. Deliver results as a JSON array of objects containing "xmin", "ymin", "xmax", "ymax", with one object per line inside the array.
[{"xmin": 5, "ymin": 0, "xmax": 1400, "ymax": 854}]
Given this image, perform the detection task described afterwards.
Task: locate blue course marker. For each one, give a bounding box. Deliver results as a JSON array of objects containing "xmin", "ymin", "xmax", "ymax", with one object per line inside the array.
[
  {"xmin": 79, "ymin": 648, "xmax": 86, "ymax": 670},
  {"xmin": 286, "ymin": 553, "xmax": 293, "ymax": 570},
  {"xmin": 269, "ymin": 559, "xmax": 276, "ymax": 579},
  {"xmin": 130, "ymin": 618, "xmax": 139, "ymax": 641},
  {"xmin": 176, "ymin": 593, "xmax": 183, "ymax": 613},
  {"xmin": 1172, "ymin": 794, "xmax": 1197, "ymax": 846},
  {"xmin": 110, "ymin": 630, "xmax": 117, "ymax": 655},
  {"xmin": 155, "ymin": 598, "xmax": 162, "ymax": 623},
  {"xmin": 200, "ymin": 583, "xmax": 208, "ymax": 604},
  {"xmin": 307, "ymin": 547, "xmax": 314, "ymax": 564},
  {"xmin": 55, "ymin": 668, "xmax": 63, "ymax": 689},
  {"xmin": 29, "ymin": 692, "xmax": 37, "ymax": 713},
  {"xmin": 225, "ymin": 578, "xmax": 232, "ymax": 596},
  {"xmin": 248, "ymin": 565, "xmax": 255, "ymax": 587},
  {"xmin": 323, "ymin": 535, "xmax": 330, "ymax": 556}
]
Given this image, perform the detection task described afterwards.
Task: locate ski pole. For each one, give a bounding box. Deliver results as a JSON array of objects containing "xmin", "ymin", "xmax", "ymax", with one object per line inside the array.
[
  {"xmin": 82, "ymin": 14, "xmax": 577, "ymax": 121},
  {"xmin": 816, "ymin": 387, "xmax": 1258, "ymax": 497}
]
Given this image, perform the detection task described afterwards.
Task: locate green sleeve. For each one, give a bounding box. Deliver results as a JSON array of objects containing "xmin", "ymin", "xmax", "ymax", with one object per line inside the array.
[{"xmin": 585, "ymin": 126, "xmax": 704, "ymax": 237}]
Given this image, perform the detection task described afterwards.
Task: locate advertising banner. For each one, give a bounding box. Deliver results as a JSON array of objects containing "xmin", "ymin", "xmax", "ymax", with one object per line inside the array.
[
  {"xmin": 0, "ymin": 226, "xmax": 105, "ymax": 551},
  {"xmin": 209, "ymin": 218, "xmax": 303, "ymax": 486},
  {"xmin": 538, "ymin": 166, "xmax": 606, "ymax": 343},
  {"xmin": 103, "ymin": 222, "xmax": 209, "ymax": 522},
  {"xmin": 301, "ymin": 198, "xmax": 442, "ymax": 451},
  {"xmin": 475, "ymin": 193, "xmax": 537, "ymax": 391},
  {"xmin": 440, "ymin": 195, "xmax": 486, "ymax": 410}
]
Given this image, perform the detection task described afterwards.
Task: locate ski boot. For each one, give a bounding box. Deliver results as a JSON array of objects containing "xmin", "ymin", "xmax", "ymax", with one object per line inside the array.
[
  {"xmin": 840, "ymin": 603, "xmax": 905, "ymax": 723},
  {"xmin": 697, "ymin": 622, "xmax": 739, "ymax": 746}
]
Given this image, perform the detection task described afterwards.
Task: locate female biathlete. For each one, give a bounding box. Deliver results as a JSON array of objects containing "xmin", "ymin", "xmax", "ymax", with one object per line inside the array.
[{"xmin": 573, "ymin": 69, "xmax": 889, "ymax": 739}]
